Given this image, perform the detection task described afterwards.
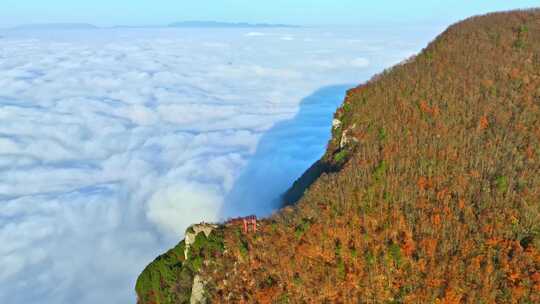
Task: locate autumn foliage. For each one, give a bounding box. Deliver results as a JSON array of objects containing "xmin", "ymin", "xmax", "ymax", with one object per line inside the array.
[{"xmin": 137, "ymin": 9, "xmax": 540, "ymax": 303}]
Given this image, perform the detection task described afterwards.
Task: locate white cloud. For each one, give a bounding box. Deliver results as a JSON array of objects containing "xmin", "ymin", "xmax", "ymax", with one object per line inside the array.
[
  {"xmin": 245, "ymin": 32, "xmax": 265, "ymax": 37},
  {"xmin": 351, "ymin": 57, "xmax": 371, "ymax": 67},
  {"xmin": 147, "ymin": 182, "xmax": 223, "ymax": 235},
  {"xmin": 310, "ymin": 57, "xmax": 370, "ymax": 69},
  {"xmin": 0, "ymin": 27, "xmax": 438, "ymax": 303}
]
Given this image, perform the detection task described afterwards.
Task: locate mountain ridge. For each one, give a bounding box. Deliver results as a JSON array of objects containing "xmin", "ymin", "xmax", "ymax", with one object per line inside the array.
[
  {"xmin": 136, "ymin": 9, "xmax": 540, "ymax": 303},
  {"xmin": 11, "ymin": 23, "xmax": 99, "ymax": 30},
  {"xmin": 168, "ymin": 21, "xmax": 300, "ymax": 28},
  {"xmin": 6, "ymin": 21, "xmax": 299, "ymax": 31}
]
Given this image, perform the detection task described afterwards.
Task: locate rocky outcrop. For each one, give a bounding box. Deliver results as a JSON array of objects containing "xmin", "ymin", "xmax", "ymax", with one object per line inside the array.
[
  {"xmin": 181, "ymin": 224, "xmax": 218, "ymax": 304},
  {"xmin": 184, "ymin": 223, "xmax": 218, "ymax": 259},
  {"xmin": 332, "ymin": 118, "xmax": 342, "ymax": 129},
  {"xmin": 339, "ymin": 123, "xmax": 358, "ymax": 149},
  {"xmin": 189, "ymin": 275, "xmax": 206, "ymax": 304},
  {"xmin": 136, "ymin": 223, "xmax": 224, "ymax": 304}
]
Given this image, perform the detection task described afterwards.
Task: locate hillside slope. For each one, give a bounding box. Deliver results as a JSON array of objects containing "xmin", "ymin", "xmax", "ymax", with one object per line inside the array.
[{"xmin": 136, "ymin": 10, "xmax": 540, "ymax": 303}]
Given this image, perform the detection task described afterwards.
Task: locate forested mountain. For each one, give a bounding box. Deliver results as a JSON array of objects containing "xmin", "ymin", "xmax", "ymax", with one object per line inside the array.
[{"xmin": 136, "ymin": 9, "xmax": 540, "ymax": 303}]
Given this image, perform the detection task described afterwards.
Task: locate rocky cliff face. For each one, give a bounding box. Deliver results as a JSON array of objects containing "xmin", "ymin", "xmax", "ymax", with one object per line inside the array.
[
  {"xmin": 137, "ymin": 10, "xmax": 540, "ymax": 303},
  {"xmin": 136, "ymin": 224, "xmax": 224, "ymax": 304}
]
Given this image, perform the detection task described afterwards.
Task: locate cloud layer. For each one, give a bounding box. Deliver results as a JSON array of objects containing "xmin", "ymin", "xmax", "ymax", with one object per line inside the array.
[{"xmin": 0, "ymin": 26, "xmax": 442, "ymax": 303}]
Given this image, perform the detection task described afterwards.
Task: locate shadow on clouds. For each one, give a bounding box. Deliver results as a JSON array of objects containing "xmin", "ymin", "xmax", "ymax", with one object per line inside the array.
[{"xmin": 220, "ymin": 84, "xmax": 353, "ymax": 219}]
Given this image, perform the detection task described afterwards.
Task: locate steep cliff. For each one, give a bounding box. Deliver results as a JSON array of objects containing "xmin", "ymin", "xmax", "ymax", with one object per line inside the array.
[{"xmin": 137, "ymin": 10, "xmax": 540, "ymax": 303}]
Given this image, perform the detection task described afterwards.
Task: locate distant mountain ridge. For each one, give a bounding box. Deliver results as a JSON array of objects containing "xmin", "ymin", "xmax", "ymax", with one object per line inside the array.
[
  {"xmin": 12, "ymin": 23, "xmax": 99, "ymax": 30},
  {"xmin": 8, "ymin": 21, "xmax": 299, "ymax": 31},
  {"xmin": 168, "ymin": 21, "xmax": 299, "ymax": 28}
]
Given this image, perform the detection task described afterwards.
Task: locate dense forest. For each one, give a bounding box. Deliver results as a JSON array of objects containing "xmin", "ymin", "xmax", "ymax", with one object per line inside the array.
[{"xmin": 136, "ymin": 9, "xmax": 540, "ymax": 303}]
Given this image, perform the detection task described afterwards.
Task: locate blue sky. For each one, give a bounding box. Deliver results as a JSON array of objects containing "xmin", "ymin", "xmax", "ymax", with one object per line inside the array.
[{"xmin": 0, "ymin": 0, "xmax": 539, "ymax": 27}]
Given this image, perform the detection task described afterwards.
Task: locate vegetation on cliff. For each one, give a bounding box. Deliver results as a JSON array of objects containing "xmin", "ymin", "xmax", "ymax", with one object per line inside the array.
[
  {"xmin": 136, "ymin": 226, "xmax": 224, "ymax": 303},
  {"xmin": 137, "ymin": 9, "xmax": 540, "ymax": 303}
]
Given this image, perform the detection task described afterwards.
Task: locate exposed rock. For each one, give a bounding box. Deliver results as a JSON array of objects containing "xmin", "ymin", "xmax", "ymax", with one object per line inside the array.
[
  {"xmin": 339, "ymin": 130, "xmax": 350, "ymax": 149},
  {"xmin": 339, "ymin": 124, "xmax": 358, "ymax": 149},
  {"xmin": 184, "ymin": 223, "xmax": 218, "ymax": 259},
  {"xmin": 332, "ymin": 118, "xmax": 342, "ymax": 129},
  {"xmin": 190, "ymin": 275, "xmax": 207, "ymax": 304},
  {"xmin": 135, "ymin": 222, "xmax": 224, "ymax": 303}
]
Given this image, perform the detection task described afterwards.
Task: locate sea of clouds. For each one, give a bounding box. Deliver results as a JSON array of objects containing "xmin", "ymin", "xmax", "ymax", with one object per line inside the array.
[{"xmin": 0, "ymin": 26, "xmax": 443, "ymax": 303}]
